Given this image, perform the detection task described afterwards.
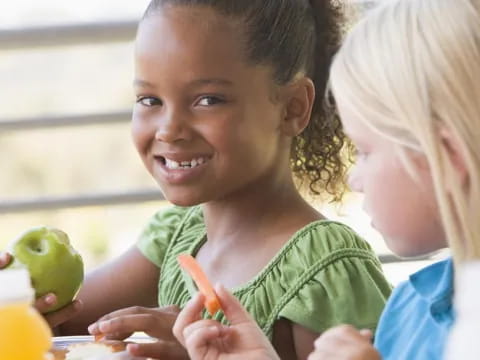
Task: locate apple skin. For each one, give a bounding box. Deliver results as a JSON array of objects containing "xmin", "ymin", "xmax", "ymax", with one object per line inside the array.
[{"xmin": 6, "ymin": 226, "xmax": 84, "ymax": 313}]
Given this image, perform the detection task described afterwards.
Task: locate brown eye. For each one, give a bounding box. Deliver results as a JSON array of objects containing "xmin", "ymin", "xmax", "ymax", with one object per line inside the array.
[
  {"xmin": 137, "ymin": 96, "xmax": 162, "ymax": 107},
  {"xmin": 196, "ymin": 96, "xmax": 225, "ymax": 106}
]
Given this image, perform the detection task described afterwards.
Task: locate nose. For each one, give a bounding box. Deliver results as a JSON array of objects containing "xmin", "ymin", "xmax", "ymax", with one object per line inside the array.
[
  {"xmin": 347, "ymin": 166, "xmax": 363, "ymax": 193},
  {"xmin": 154, "ymin": 109, "xmax": 190, "ymax": 143}
]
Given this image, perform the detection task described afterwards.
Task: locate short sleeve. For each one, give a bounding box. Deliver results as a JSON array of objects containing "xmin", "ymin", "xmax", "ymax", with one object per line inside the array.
[
  {"xmin": 137, "ymin": 206, "xmax": 190, "ymax": 267},
  {"xmin": 278, "ymin": 223, "xmax": 392, "ymax": 333}
]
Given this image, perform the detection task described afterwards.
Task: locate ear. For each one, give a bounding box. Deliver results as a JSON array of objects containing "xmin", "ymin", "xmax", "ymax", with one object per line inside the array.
[
  {"xmin": 279, "ymin": 77, "xmax": 315, "ymax": 137},
  {"xmin": 439, "ymin": 126, "xmax": 469, "ymax": 186}
]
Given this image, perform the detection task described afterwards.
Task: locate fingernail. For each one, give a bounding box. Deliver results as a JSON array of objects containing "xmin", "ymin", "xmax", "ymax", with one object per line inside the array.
[
  {"xmin": 98, "ymin": 321, "xmax": 109, "ymax": 332},
  {"xmin": 88, "ymin": 324, "xmax": 98, "ymax": 333},
  {"xmin": 45, "ymin": 294, "xmax": 56, "ymax": 305}
]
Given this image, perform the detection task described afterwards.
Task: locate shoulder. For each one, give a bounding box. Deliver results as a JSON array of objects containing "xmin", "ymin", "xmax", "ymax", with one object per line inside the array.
[
  {"xmin": 374, "ymin": 260, "xmax": 455, "ymax": 360},
  {"xmin": 283, "ymin": 220, "xmax": 381, "ymax": 267},
  {"xmin": 139, "ymin": 205, "xmax": 205, "ymax": 246},
  {"xmin": 375, "ymin": 279, "xmax": 416, "ymax": 330},
  {"xmin": 137, "ymin": 205, "xmax": 204, "ymax": 267},
  {"xmin": 249, "ymin": 220, "xmax": 391, "ymax": 335},
  {"xmin": 381, "ymin": 258, "xmax": 453, "ymax": 314},
  {"xmin": 260, "ymin": 220, "xmax": 387, "ymax": 291}
]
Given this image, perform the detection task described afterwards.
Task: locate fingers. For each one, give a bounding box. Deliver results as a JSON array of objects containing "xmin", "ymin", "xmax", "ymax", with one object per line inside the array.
[
  {"xmin": 87, "ymin": 306, "xmax": 155, "ymax": 334},
  {"xmin": 216, "ymin": 284, "xmax": 255, "ymax": 326},
  {"xmin": 44, "ymin": 299, "xmax": 83, "ymax": 328},
  {"xmin": 88, "ymin": 307, "xmax": 178, "ymax": 341},
  {"xmin": 173, "ymin": 293, "xmax": 205, "ymax": 346},
  {"xmin": 34, "ymin": 293, "xmax": 58, "ymax": 313},
  {"xmin": 183, "ymin": 322, "xmax": 231, "ymax": 353},
  {"xmin": 174, "ymin": 285, "xmax": 259, "ymax": 348},
  {"xmin": 359, "ymin": 329, "xmax": 373, "ymax": 340},
  {"xmin": 313, "ymin": 325, "xmax": 362, "ymax": 347},
  {"xmin": 127, "ymin": 340, "xmax": 188, "ymax": 359},
  {"xmin": 0, "ymin": 252, "xmax": 12, "ymax": 268},
  {"xmin": 94, "ymin": 314, "xmax": 153, "ymax": 340},
  {"xmin": 311, "ymin": 325, "xmax": 379, "ymax": 360},
  {"xmin": 89, "ymin": 306, "xmax": 178, "ymax": 333}
]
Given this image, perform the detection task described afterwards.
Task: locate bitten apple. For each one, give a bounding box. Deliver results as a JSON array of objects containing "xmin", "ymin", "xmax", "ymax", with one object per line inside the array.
[{"xmin": 6, "ymin": 226, "xmax": 84, "ymax": 313}]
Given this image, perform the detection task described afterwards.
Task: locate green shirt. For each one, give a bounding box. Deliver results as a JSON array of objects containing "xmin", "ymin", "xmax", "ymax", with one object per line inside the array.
[{"xmin": 138, "ymin": 206, "xmax": 391, "ymax": 338}]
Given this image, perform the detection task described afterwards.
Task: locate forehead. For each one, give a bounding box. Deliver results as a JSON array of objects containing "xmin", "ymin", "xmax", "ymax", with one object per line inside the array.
[{"xmin": 135, "ymin": 6, "xmax": 247, "ymax": 76}]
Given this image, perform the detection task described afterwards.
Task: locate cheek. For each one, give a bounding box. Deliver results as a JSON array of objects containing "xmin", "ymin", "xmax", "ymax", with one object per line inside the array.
[
  {"xmin": 131, "ymin": 116, "xmax": 152, "ymax": 155},
  {"xmin": 362, "ymin": 160, "xmax": 411, "ymax": 228},
  {"xmin": 347, "ymin": 164, "xmax": 363, "ymax": 192},
  {"xmin": 211, "ymin": 116, "xmax": 257, "ymax": 155},
  {"xmin": 365, "ymin": 161, "xmax": 444, "ymax": 254}
]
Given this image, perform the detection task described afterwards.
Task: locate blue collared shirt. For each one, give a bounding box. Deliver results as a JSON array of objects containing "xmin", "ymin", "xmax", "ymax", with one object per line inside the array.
[{"xmin": 374, "ymin": 258, "xmax": 454, "ymax": 360}]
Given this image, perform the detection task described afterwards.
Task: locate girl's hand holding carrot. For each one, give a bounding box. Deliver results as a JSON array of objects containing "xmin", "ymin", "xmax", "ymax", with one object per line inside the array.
[{"xmin": 173, "ymin": 285, "xmax": 280, "ymax": 360}]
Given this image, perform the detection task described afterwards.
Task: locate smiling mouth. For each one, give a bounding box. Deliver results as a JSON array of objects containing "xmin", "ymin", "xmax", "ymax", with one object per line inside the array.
[{"xmin": 157, "ymin": 156, "xmax": 210, "ymax": 170}]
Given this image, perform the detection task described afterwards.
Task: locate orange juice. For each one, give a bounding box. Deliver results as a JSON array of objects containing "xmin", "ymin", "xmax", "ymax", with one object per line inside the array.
[{"xmin": 0, "ymin": 269, "xmax": 52, "ymax": 360}]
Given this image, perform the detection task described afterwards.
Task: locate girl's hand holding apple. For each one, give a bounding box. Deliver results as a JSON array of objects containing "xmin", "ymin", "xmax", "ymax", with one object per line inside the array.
[
  {"xmin": 0, "ymin": 250, "xmax": 83, "ymax": 328},
  {"xmin": 0, "ymin": 226, "xmax": 85, "ymax": 329}
]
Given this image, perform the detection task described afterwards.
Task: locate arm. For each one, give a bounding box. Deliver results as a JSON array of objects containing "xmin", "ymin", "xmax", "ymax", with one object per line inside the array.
[
  {"xmin": 271, "ymin": 319, "xmax": 318, "ymax": 360},
  {"xmin": 74, "ymin": 247, "xmax": 189, "ymax": 359},
  {"xmin": 293, "ymin": 323, "xmax": 320, "ymax": 360},
  {"xmin": 1, "ymin": 243, "xmax": 160, "ymax": 335},
  {"xmin": 57, "ymin": 245, "xmax": 159, "ymax": 335}
]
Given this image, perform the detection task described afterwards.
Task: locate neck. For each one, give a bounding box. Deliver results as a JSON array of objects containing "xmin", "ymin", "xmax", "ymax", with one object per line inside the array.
[{"xmin": 201, "ymin": 173, "xmax": 317, "ymax": 245}]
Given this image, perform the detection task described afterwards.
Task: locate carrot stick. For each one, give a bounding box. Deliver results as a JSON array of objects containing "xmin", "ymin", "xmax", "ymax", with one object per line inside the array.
[{"xmin": 177, "ymin": 254, "xmax": 221, "ymax": 316}]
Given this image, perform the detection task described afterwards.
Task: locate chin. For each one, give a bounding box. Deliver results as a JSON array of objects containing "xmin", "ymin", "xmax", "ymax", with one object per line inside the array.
[
  {"xmin": 384, "ymin": 238, "xmax": 420, "ymax": 259},
  {"xmin": 163, "ymin": 192, "xmax": 208, "ymax": 207},
  {"xmin": 387, "ymin": 243, "xmax": 438, "ymax": 259},
  {"xmin": 391, "ymin": 250, "xmax": 427, "ymax": 260}
]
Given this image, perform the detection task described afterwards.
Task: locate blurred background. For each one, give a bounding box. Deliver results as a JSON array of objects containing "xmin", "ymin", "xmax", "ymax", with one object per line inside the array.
[
  {"xmin": 0, "ymin": 0, "xmax": 163, "ymax": 270},
  {"xmin": 0, "ymin": 0, "xmax": 445, "ymax": 284}
]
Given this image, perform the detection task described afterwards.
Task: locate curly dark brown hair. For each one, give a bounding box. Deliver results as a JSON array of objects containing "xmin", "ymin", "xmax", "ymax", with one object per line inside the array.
[
  {"xmin": 145, "ymin": 0, "xmax": 351, "ymax": 201},
  {"xmin": 290, "ymin": 0, "xmax": 351, "ymax": 202}
]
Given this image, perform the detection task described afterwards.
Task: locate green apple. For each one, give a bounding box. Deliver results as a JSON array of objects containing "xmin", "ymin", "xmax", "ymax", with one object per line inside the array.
[{"xmin": 6, "ymin": 226, "xmax": 84, "ymax": 313}]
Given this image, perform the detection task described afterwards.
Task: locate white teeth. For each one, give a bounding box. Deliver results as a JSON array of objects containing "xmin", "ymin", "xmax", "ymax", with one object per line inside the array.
[
  {"xmin": 165, "ymin": 159, "xmax": 180, "ymax": 169},
  {"xmin": 164, "ymin": 157, "xmax": 208, "ymax": 170}
]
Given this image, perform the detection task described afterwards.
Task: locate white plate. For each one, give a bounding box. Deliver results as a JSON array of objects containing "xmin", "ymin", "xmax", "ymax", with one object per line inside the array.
[{"xmin": 52, "ymin": 334, "xmax": 154, "ymax": 349}]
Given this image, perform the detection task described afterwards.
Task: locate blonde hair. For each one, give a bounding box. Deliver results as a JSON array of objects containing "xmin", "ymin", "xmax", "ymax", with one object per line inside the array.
[{"xmin": 330, "ymin": 0, "xmax": 480, "ymax": 262}]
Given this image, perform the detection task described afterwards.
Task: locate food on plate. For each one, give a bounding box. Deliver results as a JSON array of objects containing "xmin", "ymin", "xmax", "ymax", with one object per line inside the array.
[
  {"xmin": 65, "ymin": 340, "xmax": 126, "ymax": 360},
  {"xmin": 48, "ymin": 340, "xmax": 126, "ymax": 360}
]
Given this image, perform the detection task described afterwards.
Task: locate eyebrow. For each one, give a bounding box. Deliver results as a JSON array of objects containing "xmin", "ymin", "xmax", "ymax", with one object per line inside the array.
[
  {"xmin": 133, "ymin": 79, "xmax": 155, "ymax": 88},
  {"xmin": 133, "ymin": 78, "xmax": 233, "ymax": 88},
  {"xmin": 189, "ymin": 78, "xmax": 233, "ymax": 87}
]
